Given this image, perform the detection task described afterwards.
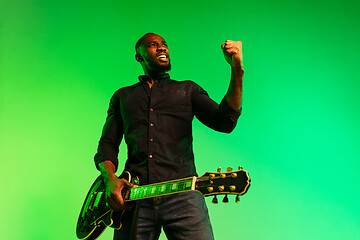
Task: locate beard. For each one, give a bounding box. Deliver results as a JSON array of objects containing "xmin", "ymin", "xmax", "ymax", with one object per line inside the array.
[{"xmin": 148, "ymin": 59, "xmax": 172, "ymax": 72}]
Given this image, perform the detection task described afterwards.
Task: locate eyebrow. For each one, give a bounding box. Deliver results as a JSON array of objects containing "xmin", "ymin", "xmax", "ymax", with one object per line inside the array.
[{"xmin": 147, "ymin": 40, "xmax": 167, "ymax": 45}]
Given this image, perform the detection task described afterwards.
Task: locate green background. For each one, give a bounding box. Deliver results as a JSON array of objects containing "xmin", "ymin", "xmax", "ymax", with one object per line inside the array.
[{"xmin": 1, "ymin": 0, "xmax": 359, "ymax": 239}]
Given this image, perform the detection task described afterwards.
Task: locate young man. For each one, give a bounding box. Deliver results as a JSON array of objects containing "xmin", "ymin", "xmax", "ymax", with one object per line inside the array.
[{"xmin": 94, "ymin": 33, "xmax": 244, "ymax": 239}]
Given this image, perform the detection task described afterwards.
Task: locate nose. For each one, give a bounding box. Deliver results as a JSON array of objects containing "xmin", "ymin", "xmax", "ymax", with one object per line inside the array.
[{"xmin": 156, "ymin": 44, "xmax": 166, "ymax": 52}]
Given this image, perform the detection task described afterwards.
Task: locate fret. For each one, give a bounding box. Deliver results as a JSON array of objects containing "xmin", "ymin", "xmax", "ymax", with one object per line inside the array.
[
  {"xmin": 142, "ymin": 186, "xmax": 148, "ymax": 198},
  {"xmin": 160, "ymin": 183, "xmax": 166, "ymax": 193},
  {"xmin": 149, "ymin": 185, "xmax": 156, "ymax": 196},
  {"xmin": 130, "ymin": 188, "xmax": 135, "ymax": 200},
  {"xmin": 185, "ymin": 179, "xmax": 192, "ymax": 190},
  {"xmin": 131, "ymin": 187, "xmax": 140, "ymax": 200},
  {"xmin": 163, "ymin": 182, "xmax": 168, "ymax": 193},
  {"xmin": 136, "ymin": 188, "xmax": 141, "ymax": 199},
  {"xmin": 129, "ymin": 188, "xmax": 134, "ymax": 200},
  {"xmin": 139, "ymin": 187, "xmax": 144, "ymax": 199},
  {"xmin": 145, "ymin": 186, "xmax": 150, "ymax": 198},
  {"xmin": 165, "ymin": 182, "xmax": 170, "ymax": 194},
  {"xmin": 136, "ymin": 188, "xmax": 139, "ymax": 199},
  {"xmin": 134, "ymin": 187, "xmax": 140, "ymax": 200},
  {"xmin": 144, "ymin": 186, "xmax": 148, "ymax": 198},
  {"xmin": 152, "ymin": 185, "xmax": 156, "ymax": 196},
  {"xmin": 178, "ymin": 179, "xmax": 185, "ymax": 191},
  {"xmin": 166, "ymin": 182, "xmax": 171, "ymax": 193},
  {"xmin": 183, "ymin": 179, "xmax": 187, "ymax": 189},
  {"xmin": 155, "ymin": 184, "xmax": 161, "ymax": 196},
  {"xmin": 136, "ymin": 187, "xmax": 141, "ymax": 199},
  {"xmin": 133, "ymin": 188, "xmax": 140, "ymax": 200},
  {"xmin": 167, "ymin": 182, "xmax": 172, "ymax": 193},
  {"xmin": 171, "ymin": 181, "xmax": 178, "ymax": 192}
]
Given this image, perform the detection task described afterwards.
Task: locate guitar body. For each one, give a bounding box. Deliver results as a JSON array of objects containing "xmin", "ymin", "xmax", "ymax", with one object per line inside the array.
[{"xmin": 76, "ymin": 172, "xmax": 138, "ymax": 240}]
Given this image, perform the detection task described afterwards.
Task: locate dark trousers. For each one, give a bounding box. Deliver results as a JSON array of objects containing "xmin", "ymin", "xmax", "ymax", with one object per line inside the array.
[{"xmin": 114, "ymin": 191, "xmax": 214, "ymax": 240}]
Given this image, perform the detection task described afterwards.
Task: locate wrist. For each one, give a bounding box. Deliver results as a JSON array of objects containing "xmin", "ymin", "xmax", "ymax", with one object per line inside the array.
[
  {"xmin": 231, "ymin": 65, "xmax": 244, "ymax": 73},
  {"xmin": 98, "ymin": 161, "xmax": 117, "ymax": 177}
]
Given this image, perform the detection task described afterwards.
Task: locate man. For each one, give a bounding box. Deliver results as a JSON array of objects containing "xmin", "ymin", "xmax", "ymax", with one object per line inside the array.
[{"xmin": 94, "ymin": 33, "xmax": 244, "ymax": 240}]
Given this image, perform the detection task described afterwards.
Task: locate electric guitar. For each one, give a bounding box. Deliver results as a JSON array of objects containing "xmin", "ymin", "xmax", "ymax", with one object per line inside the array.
[{"xmin": 76, "ymin": 167, "xmax": 251, "ymax": 240}]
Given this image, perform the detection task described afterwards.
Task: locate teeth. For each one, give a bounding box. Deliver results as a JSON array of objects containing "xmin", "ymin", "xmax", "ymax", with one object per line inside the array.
[{"xmin": 158, "ymin": 55, "xmax": 167, "ymax": 59}]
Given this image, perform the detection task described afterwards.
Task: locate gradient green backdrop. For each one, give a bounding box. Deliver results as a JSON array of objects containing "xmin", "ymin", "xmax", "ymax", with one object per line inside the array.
[{"xmin": 1, "ymin": 0, "xmax": 359, "ymax": 239}]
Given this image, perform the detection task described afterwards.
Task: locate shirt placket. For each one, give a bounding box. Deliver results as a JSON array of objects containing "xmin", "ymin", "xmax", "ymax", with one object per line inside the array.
[{"xmin": 148, "ymin": 82, "xmax": 157, "ymax": 183}]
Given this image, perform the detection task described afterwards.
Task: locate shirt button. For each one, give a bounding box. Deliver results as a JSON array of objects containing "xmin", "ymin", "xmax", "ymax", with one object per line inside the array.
[
  {"xmin": 150, "ymin": 108, "xmax": 154, "ymax": 112},
  {"xmin": 149, "ymin": 154, "xmax": 153, "ymax": 158},
  {"xmin": 150, "ymin": 123, "xmax": 154, "ymax": 127},
  {"xmin": 150, "ymin": 138, "xmax": 154, "ymax": 142}
]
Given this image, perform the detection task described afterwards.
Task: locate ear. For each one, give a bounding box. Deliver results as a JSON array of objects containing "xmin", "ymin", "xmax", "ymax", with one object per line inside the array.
[{"xmin": 135, "ymin": 53, "xmax": 143, "ymax": 62}]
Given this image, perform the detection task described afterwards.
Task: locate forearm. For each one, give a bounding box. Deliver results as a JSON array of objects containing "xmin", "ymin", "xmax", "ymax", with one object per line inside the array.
[
  {"xmin": 94, "ymin": 91, "xmax": 123, "ymax": 171},
  {"xmin": 225, "ymin": 66, "xmax": 244, "ymax": 110},
  {"xmin": 98, "ymin": 161, "xmax": 118, "ymax": 182},
  {"xmin": 193, "ymin": 85, "xmax": 241, "ymax": 133},
  {"xmin": 98, "ymin": 160, "xmax": 131, "ymax": 209}
]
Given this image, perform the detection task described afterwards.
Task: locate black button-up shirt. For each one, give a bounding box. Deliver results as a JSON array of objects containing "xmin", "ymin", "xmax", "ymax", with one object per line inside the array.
[{"xmin": 94, "ymin": 74, "xmax": 241, "ymax": 184}]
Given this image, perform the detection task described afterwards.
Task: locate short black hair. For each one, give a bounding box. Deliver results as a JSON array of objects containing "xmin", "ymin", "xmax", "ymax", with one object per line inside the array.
[{"xmin": 135, "ymin": 33, "xmax": 156, "ymax": 53}]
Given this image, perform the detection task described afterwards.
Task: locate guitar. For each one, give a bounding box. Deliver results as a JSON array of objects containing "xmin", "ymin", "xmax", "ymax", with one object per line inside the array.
[{"xmin": 76, "ymin": 167, "xmax": 250, "ymax": 240}]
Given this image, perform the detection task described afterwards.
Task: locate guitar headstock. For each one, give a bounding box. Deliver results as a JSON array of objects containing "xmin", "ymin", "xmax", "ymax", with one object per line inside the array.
[{"xmin": 195, "ymin": 166, "xmax": 251, "ymax": 204}]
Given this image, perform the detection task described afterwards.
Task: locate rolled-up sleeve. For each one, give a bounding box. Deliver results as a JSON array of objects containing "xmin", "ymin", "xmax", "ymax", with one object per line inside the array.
[
  {"xmin": 192, "ymin": 83, "xmax": 241, "ymax": 133},
  {"xmin": 94, "ymin": 92, "xmax": 124, "ymax": 171}
]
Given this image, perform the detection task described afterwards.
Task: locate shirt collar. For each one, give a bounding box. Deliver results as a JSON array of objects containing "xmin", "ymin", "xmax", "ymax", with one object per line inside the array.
[{"xmin": 138, "ymin": 73, "xmax": 170, "ymax": 84}]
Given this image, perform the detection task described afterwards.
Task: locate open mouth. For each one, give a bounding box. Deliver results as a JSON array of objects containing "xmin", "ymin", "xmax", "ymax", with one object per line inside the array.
[{"xmin": 157, "ymin": 54, "xmax": 169, "ymax": 62}]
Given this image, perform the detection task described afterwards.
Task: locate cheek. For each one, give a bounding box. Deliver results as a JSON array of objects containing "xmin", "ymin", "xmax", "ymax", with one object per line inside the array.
[{"xmin": 146, "ymin": 51, "xmax": 157, "ymax": 61}]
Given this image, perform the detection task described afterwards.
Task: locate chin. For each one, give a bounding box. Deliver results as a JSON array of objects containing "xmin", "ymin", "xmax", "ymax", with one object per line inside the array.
[
  {"xmin": 150, "ymin": 61, "xmax": 171, "ymax": 72},
  {"xmin": 163, "ymin": 63, "xmax": 171, "ymax": 72},
  {"xmin": 161, "ymin": 60, "xmax": 171, "ymax": 71}
]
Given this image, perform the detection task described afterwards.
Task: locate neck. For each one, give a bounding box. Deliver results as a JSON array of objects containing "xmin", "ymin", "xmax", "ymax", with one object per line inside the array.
[
  {"xmin": 144, "ymin": 70, "xmax": 166, "ymax": 88},
  {"xmin": 147, "ymin": 71, "xmax": 165, "ymax": 79}
]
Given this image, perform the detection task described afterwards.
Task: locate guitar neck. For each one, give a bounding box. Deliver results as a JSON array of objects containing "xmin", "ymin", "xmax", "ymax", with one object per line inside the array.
[{"xmin": 126, "ymin": 176, "xmax": 196, "ymax": 202}]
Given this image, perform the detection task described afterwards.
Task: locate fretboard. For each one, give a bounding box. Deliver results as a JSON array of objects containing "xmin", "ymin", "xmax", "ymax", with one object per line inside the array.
[{"xmin": 127, "ymin": 177, "xmax": 196, "ymax": 201}]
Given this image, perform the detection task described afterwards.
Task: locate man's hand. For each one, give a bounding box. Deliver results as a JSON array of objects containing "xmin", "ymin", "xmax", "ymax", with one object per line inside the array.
[
  {"xmin": 98, "ymin": 161, "xmax": 135, "ymax": 212},
  {"xmin": 221, "ymin": 40, "xmax": 244, "ymax": 70},
  {"xmin": 105, "ymin": 175, "xmax": 134, "ymax": 212}
]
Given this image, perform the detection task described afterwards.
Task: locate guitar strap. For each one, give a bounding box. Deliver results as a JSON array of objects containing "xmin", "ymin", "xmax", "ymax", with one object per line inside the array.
[
  {"xmin": 113, "ymin": 172, "xmax": 141, "ymax": 240},
  {"xmin": 112, "ymin": 200, "xmax": 140, "ymax": 240},
  {"xmin": 130, "ymin": 199, "xmax": 141, "ymax": 240}
]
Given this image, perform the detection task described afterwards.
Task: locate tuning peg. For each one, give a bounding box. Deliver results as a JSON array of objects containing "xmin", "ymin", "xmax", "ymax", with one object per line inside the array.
[
  {"xmin": 235, "ymin": 195, "xmax": 240, "ymax": 203},
  {"xmin": 217, "ymin": 167, "xmax": 221, "ymax": 173},
  {"xmin": 238, "ymin": 166, "xmax": 243, "ymax": 170},
  {"xmin": 227, "ymin": 167, "xmax": 232, "ymax": 172},
  {"xmin": 222, "ymin": 194, "xmax": 229, "ymax": 203},
  {"xmin": 212, "ymin": 195, "xmax": 218, "ymax": 204}
]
